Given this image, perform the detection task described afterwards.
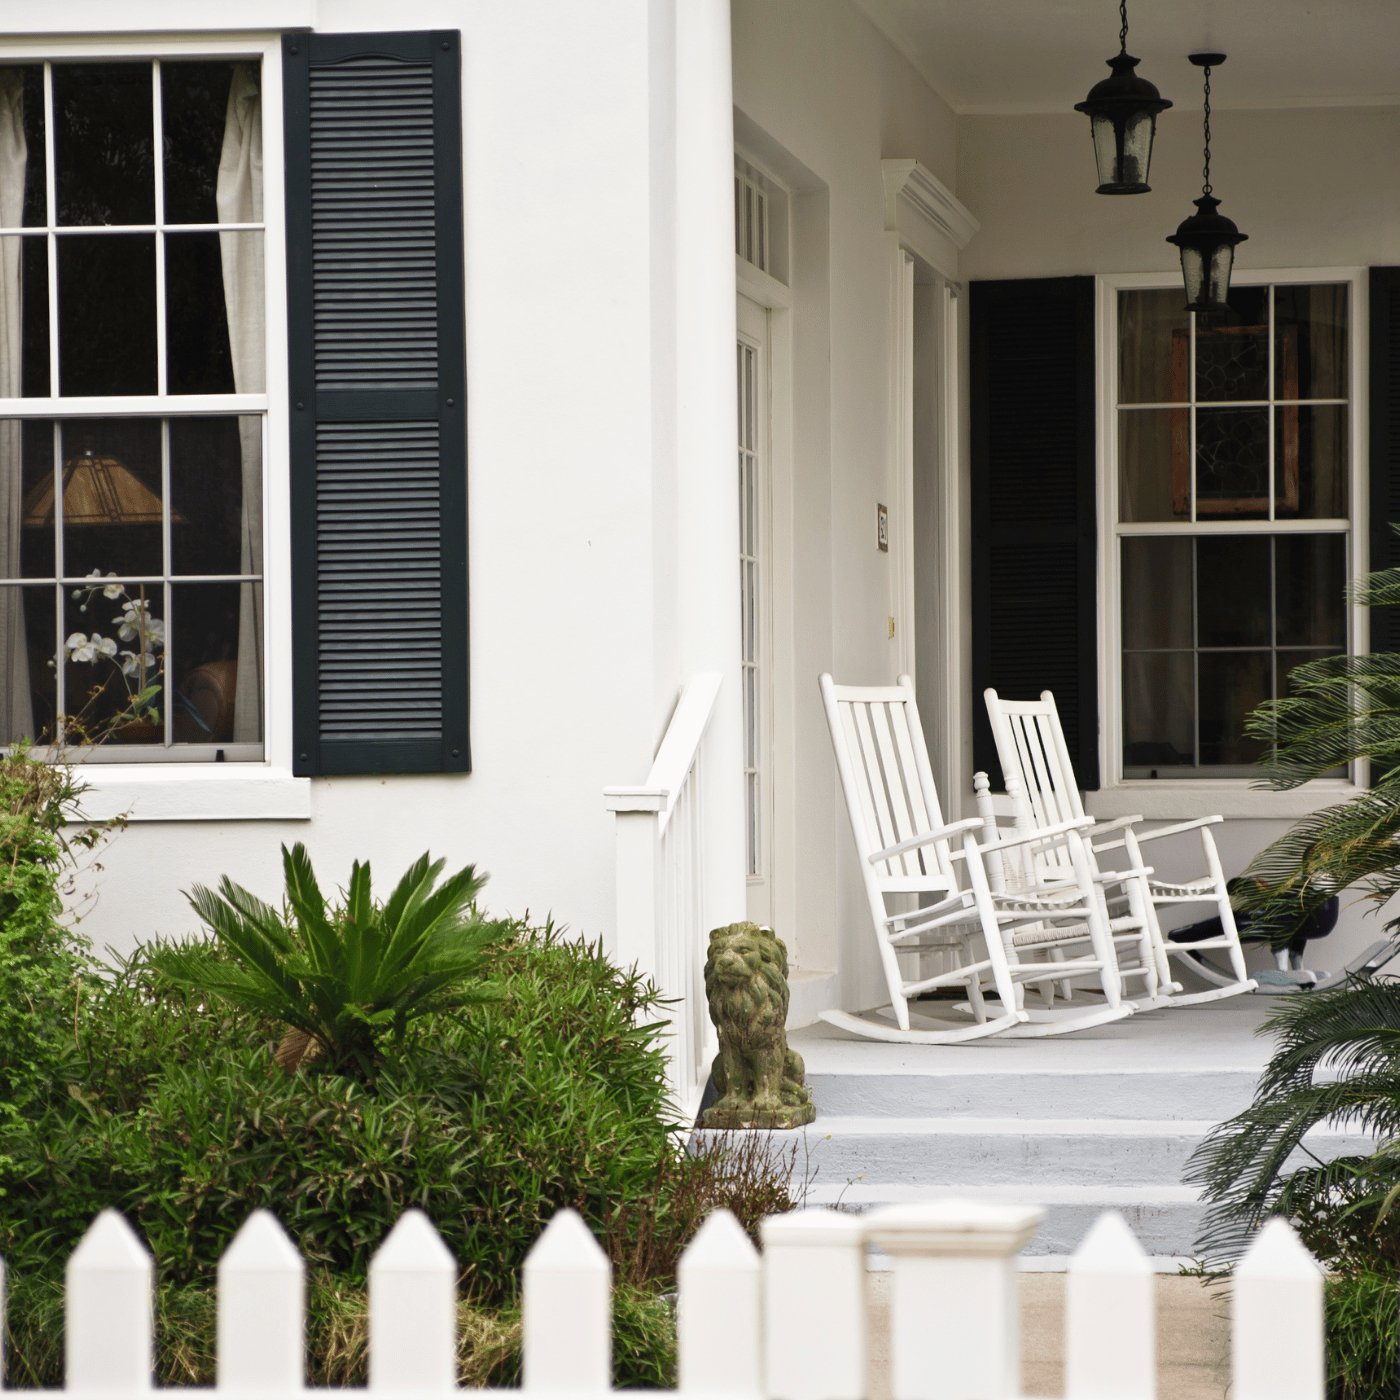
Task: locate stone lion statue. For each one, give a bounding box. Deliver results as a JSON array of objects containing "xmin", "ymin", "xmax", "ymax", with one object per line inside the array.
[{"xmin": 701, "ymin": 922, "xmax": 815, "ymax": 1130}]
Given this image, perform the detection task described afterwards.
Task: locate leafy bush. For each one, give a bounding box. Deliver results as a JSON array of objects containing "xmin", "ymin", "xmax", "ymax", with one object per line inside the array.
[
  {"xmin": 1324, "ymin": 1268, "xmax": 1400, "ymax": 1400},
  {"xmin": 147, "ymin": 843, "xmax": 508, "ymax": 1077},
  {"xmin": 0, "ymin": 912, "xmax": 799, "ymax": 1387}
]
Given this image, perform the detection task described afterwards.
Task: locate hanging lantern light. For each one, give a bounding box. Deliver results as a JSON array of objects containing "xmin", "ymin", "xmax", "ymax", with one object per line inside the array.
[
  {"xmin": 1074, "ymin": 0, "xmax": 1171, "ymax": 194},
  {"xmin": 1166, "ymin": 54, "xmax": 1248, "ymax": 315}
]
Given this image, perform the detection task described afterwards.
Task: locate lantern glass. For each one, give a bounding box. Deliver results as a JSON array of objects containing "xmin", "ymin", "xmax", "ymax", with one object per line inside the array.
[
  {"xmin": 1205, "ymin": 245, "xmax": 1235, "ymax": 311},
  {"xmin": 1178, "ymin": 246, "xmax": 1205, "ymax": 310}
]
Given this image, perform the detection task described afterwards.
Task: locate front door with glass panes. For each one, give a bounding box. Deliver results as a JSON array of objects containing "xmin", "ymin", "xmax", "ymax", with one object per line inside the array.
[
  {"xmin": 0, "ymin": 58, "xmax": 265, "ymax": 760},
  {"xmin": 737, "ymin": 295, "xmax": 773, "ymax": 924},
  {"xmin": 1115, "ymin": 280, "xmax": 1352, "ymax": 777}
]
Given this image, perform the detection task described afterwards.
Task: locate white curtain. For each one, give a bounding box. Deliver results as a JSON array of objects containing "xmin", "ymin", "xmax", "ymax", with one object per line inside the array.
[
  {"xmin": 0, "ymin": 70, "xmax": 29, "ymax": 742},
  {"xmin": 217, "ymin": 64, "xmax": 265, "ymax": 744}
]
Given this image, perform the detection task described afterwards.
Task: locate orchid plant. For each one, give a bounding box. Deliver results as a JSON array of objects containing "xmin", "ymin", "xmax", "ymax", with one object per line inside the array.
[{"xmin": 61, "ymin": 570, "xmax": 165, "ymax": 738}]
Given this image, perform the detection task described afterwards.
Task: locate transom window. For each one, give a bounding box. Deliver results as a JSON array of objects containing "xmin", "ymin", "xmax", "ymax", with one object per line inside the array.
[
  {"xmin": 0, "ymin": 58, "xmax": 265, "ymax": 760},
  {"xmin": 1113, "ymin": 278, "xmax": 1354, "ymax": 777}
]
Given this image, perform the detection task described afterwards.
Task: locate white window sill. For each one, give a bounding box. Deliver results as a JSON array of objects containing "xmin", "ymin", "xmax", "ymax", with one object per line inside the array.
[
  {"xmin": 1086, "ymin": 780, "xmax": 1360, "ymax": 822},
  {"xmin": 74, "ymin": 765, "xmax": 312, "ymax": 823}
]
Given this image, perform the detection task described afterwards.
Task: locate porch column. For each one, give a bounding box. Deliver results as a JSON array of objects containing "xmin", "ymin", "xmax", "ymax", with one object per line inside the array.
[{"xmin": 673, "ymin": 0, "xmax": 744, "ymax": 933}]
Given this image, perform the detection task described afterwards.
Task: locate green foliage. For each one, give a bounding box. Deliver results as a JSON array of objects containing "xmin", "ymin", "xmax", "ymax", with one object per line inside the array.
[
  {"xmin": 0, "ymin": 747, "xmax": 98, "ymax": 1140},
  {"xmin": 1236, "ymin": 553, "xmax": 1400, "ymax": 943},
  {"xmin": 0, "ymin": 917, "xmax": 796, "ymax": 1387},
  {"xmin": 146, "ymin": 843, "xmax": 509, "ymax": 1077},
  {"xmin": 1325, "ymin": 1269, "xmax": 1400, "ymax": 1400}
]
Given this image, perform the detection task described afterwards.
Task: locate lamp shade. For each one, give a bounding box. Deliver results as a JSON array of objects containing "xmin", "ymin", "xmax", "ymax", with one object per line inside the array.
[
  {"xmin": 21, "ymin": 449, "xmax": 173, "ymax": 526},
  {"xmin": 1074, "ymin": 52, "xmax": 1171, "ymax": 194},
  {"xmin": 1166, "ymin": 195, "xmax": 1248, "ymax": 315}
]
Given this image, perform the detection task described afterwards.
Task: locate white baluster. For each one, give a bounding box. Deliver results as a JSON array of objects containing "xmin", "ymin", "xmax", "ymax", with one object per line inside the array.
[
  {"xmin": 1233, "ymin": 1219, "xmax": 1323, "ymax": 1400},
  {"xmin": 866, "ymin": 1199, "xmax": 1042, "ymax": 1400},
  {"xmin": 522, "ymin": 1209, "xmax": 611, "ymax": 1391},
  {"xmin": 677, "ymin": 1209, "xmax": 762, "ymax": 1395},
  {"xmin": 369, "ymin": 1210, "xmax": 458, "ymax": 1390},
  {"xmin": 217, "ymin": 1210, "xmax": 304, "ymax": 1390},
  {"xmin": 1066, "ymin": 1212, "xmax": 1154, "ymax": 1399},
  {"xmin": 760, "ymin": 1209, "xmax": 865, "ymax": 1400},
  {"xmin": 66, "ymin": 1211, "xmax": 154, "ymax": 1391}
]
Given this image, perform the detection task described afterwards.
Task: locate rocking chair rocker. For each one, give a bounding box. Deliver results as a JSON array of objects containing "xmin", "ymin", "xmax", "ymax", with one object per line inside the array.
[{"xmin": 819, "ymin": 673, "xmax": 1137, "ymax": 1043}]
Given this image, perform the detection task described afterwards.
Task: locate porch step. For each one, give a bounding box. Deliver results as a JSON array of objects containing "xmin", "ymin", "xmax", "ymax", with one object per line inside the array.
[{"xmin": 797, "ymin": 1115, "xmax": 1369, "ymax": 1189}]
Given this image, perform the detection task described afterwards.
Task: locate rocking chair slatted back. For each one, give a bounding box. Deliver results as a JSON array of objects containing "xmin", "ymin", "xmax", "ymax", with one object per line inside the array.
[
  {"xmin": 825, "ymin": 675, "xmax": 954, "ymax": 894},
  {"xmin": 985, "ymin": 691, "xmax": 1083, "ymax": 881}
]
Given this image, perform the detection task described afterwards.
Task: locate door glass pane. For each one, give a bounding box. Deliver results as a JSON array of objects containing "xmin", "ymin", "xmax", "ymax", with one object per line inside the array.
[
  {"xmin": 1118, "ymin": 408, "xmax": 1188, "ymax": 522},
  {"xmin": 53, "ymin": 63, "xmax": 155, "ymax": 226},
  {"xmin": 57, "ymin": 234, "xmax": 157, "ymax": 395},
  {"xmin": 1118, "ymin": 289, "xmax": 1188, "ymax": 404},
  {"xmin": 1197, "ymin": 535, "xmax": 1270, "ymax": 647}
]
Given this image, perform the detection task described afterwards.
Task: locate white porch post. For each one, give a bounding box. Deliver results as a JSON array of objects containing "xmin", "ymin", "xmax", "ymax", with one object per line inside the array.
[{"xmin": 673, "ymin": 0, "xmax": 744, "ymax": 935}]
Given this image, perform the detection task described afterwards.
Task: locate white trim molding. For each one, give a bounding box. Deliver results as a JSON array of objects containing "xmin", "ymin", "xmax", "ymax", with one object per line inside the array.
[
  {"xmin": 0, "ymin": 3, "xmax": 313, "ymax": 35},
  {"xmin": 881, "ymin": 158, "xmax": 979, "ymax": 281},
  {"xmin": 76, "ymin": 767, "xmax": 311, "ymax": 823}
]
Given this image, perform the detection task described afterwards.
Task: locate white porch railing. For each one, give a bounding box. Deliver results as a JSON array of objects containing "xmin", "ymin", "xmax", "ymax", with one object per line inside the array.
[
  {"xmin": 8, "ymin": 1201, "xmax": 1322, "ymax": 1400},
  {"xmin": 604, "ymin": 672, "xmax": 723, "ymax": 1121}
]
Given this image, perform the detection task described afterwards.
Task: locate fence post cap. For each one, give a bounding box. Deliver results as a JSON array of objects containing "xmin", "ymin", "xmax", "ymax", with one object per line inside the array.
[
  {"xmin": 679, "ymin": 1208, "xmax": 760, "ymax": 1273},
  {"xmin": 220, "ymin": 1209, "xmax": 303, "ymax": 1274},
  {"xmin": 761, "ymin": 1208, "xmax": 866, "ymax": 1248},
  {"xmin": 1235, "ymin": 1217, "xmax": 1323, "ymax": 1279},
  {"xmin": 865, "ymin": 1199, "xmax": 1044, "ymax": 1257},
  {"xmin": 67, "ymin": 1209, "xmax": 151, "ymax": 1275},
  {"xmin": 372, "ymin": 1208, "xmax": 457, "ymax": 1275},
  {"xmin": 1069, "ymin": 1209, "xmax": 1150, "ymax": 1274},
  {"xmin": 523, "ymin": 1208, "xmax": 610, "ymax": 1276}
]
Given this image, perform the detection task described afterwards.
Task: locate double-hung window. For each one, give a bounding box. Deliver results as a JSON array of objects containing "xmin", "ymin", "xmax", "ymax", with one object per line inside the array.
[
  {"xmin": 1108, "ymin": 272, "xmax": 1360, "ymax": 780},
  {"xmin": 0, "ymin": 49, "xmax": 270, "ymax": 762}
]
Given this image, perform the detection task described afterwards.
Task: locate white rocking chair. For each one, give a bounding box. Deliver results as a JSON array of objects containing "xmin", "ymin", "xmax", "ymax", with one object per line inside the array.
[
  {"xmin": 983, "ymin": 688, "xmax": 1257, "ymax": 1006},
  {"xmin": 820, "ymin": 673, "xmax": 1136, "ymax": 1043}
]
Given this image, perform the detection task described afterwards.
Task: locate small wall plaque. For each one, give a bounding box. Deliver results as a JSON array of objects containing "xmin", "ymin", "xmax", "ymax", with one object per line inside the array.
[{"xmin": 877, "ymin": 503, "xmax": 889, "ymax": 552}]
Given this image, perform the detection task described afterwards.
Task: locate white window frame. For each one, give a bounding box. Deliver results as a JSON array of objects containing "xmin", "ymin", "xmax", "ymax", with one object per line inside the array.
[
  {"xmin": 1093, "ymin": 266, "xmax": 1368, "ymax": 820},
  {"xmin": 0, "ymin": 32, "xmax": 305, "ymax": 820}
]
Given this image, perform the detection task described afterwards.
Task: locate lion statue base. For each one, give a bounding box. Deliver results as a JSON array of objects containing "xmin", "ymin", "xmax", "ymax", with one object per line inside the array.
[{"xmin": 700, "ymin": 922, "xmax": 815, "ymax": 1131}]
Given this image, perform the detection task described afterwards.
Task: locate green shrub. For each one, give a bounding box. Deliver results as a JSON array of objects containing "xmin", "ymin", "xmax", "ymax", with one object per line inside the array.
[
  {"xmin": 1325, "ymin": 1269, "xmax": 1400, "ymax": 1400},
  {"xmin": 0, "ymin": 915, "xmax": 797, "ymax": 1387}
]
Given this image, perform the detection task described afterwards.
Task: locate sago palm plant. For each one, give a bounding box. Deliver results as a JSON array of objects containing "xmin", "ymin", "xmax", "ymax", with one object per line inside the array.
[{"xmin": 151, "ymin": 842, "xmax": 507, "ymax": 1077}]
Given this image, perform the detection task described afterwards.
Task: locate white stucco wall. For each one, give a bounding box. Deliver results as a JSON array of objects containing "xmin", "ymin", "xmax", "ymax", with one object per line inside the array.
[{"xmin": 958, "ymin": 102, "xmax": 1400, "ymax": 971}]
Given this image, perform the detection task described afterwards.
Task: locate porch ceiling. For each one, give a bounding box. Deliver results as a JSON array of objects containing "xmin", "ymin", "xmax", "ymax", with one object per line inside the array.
[{"xmin": 854, "ymin": 0, "xmax": 1400, "ymax": 114}]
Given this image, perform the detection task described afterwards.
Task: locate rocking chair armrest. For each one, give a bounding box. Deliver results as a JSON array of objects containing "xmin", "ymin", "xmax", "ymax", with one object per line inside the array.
[
  {"xmin": 1091, "ymin": 864, "xmax": 1154, "ymax": 885},
  {"xmin": 1086, "ymin": 815, "xmax": 1143, "ymax": 839},
  {"xmin": 869, "ymin": 816, "xmax": 985, "ymax": 864},
  {"xmin": 1096, "ymin": 814, "xmax": 1223, "ymax": 852},
  {"xmin": 966, "ymin": 815, "xmax": 1095, "ymax": 856}
]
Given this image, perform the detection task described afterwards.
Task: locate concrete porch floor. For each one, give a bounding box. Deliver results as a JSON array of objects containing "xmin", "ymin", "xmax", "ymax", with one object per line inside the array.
[{"xmin": 784, "ymin": 996, "xmax": 1366, "ymax": 1260}]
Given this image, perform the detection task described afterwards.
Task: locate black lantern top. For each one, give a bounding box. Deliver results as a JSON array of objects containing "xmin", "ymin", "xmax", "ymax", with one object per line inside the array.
[
  {"xmin": 1166, "ymin": 54, "xmax": 1248, "ymax": 315},
  {"xmin": 1074, "ymin": 1, "xmax": 1171, "ymax": 194}
]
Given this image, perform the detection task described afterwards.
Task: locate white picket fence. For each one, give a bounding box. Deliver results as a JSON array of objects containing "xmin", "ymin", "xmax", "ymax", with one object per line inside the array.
[{"xmin": 0, "ymin": 1199, "xmax": 1322, "ymax": 1400}]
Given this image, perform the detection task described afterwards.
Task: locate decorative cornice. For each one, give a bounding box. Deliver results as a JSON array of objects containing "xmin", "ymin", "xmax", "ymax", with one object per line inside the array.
[{"xmin": 882, "ymin": 158, "xmax": 980, "ymax": 256}]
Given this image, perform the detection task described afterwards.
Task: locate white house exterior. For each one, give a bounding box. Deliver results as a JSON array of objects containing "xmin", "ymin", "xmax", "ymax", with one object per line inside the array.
[{"xmin": 6, "ymin": 0, "xmax": 1400, "ymax": 1065}]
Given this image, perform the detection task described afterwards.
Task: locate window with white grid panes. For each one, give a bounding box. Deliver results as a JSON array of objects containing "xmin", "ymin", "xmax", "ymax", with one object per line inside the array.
[
  {"xmin": 1115, "ymin": 280, "xmax": 1352, "ymax": 776},
  {"xmin": 0, "ymin": 58, "xmax": 265, "ymax": 760},
  {"xmin": 737, "ymin": 325, "xmax": 764, "ymax": 878}
]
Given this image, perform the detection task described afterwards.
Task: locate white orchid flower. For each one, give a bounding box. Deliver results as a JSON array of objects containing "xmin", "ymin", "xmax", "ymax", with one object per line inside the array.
[
  {"xmin": 145, "ymin": 618, "xmax": 166, "ymax": 648},
  {"xmin": 65, "ymin": 630, "xmax": 94, "ymax": 661}
]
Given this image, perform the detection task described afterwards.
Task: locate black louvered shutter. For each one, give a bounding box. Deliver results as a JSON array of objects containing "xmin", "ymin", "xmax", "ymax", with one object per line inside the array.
[
  {"xmin": 283, "ymin": 31, "xmax": 468, "ymax": 776},
  {"xmin": 970, "ymin": 277, "xmax": 1099, "ymax": 789},
  {"xmin": 1371, "ymin": 269, "xmax": 1400, "ymax": 657}
]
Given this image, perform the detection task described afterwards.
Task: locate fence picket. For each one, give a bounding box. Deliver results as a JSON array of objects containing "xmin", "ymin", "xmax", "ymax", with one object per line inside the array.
[
  {"xmin": 1065, "ymin": 1211, "xmax": 1154, "ymax": 1399},
  {"xmin": 677, "ymin": 1209, "xmax": 762, "ymax": 1395},
  {"xmin": 760, "ymin": 1209, "xmax": 865, "ymax": 1400},
  {"xmin": 522, "ymin": 1208, "xmax": 611, "ymax": 1391},
  {"xmin": 369, "ymin": 1209, "xmax": 458, "ymax": 1390},
  {"xmin": 65, "ymin": 1210, "xmax": 153, "ymax": 1391},
  {"xmin": 217, "ymin": 1210, "xmax": 305, "ymax": 1390},
  {"xmin": 867, "ymin": 1200, "xmax": 1042, "ymax": 1400},
  {"xmin": 1233, "ymin": 1218, "xmax": 1324, "ymax": 1400}
]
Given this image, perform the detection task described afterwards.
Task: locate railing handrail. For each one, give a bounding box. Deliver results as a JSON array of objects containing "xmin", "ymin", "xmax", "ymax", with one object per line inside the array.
[{"xmin": 603, "ymin": 672, "xmax": 722, "ymax": 833}]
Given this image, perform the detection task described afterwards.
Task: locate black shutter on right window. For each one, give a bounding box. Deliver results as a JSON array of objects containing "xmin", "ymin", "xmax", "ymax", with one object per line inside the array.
[
  {"xmin": 1370, "ymin": 268, "xmax": 1400, "ymax": 658},
  {"xmin": 970, "ymin": 276, "xmax": 1099, "ymax": 790},
  {"xmin": 283, "ymin": 31, "xmax": 468, "ymax": 776}
]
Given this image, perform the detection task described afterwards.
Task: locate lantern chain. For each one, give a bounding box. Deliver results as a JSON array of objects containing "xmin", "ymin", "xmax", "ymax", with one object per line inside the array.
[
  {"xmin": 1119, "ymin": 0, "xmax": 1129, "ymax": 53},
  {"xmin": 1201, "ymin": 62, "xmax": 1213, "ymax": 195}
]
